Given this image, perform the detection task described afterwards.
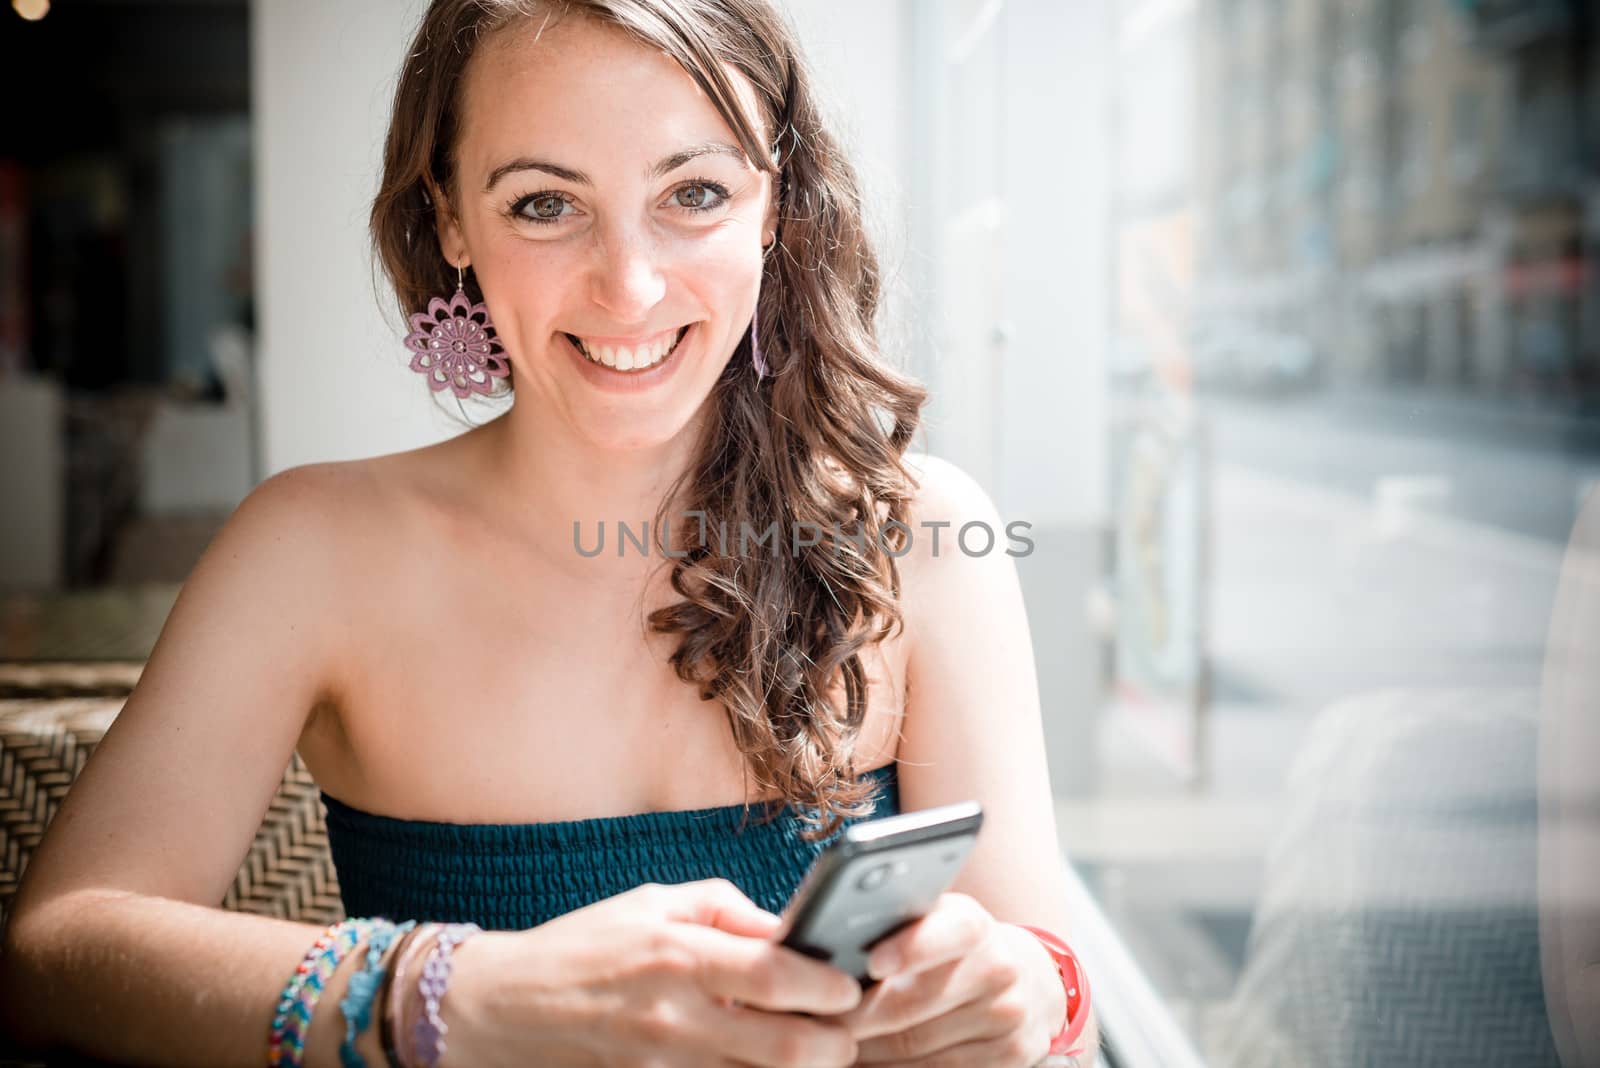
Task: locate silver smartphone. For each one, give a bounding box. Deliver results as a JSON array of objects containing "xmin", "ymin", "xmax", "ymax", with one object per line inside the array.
[{"xmin": 774, "ymin": 800, "xmax": 984, "ymax": 985}]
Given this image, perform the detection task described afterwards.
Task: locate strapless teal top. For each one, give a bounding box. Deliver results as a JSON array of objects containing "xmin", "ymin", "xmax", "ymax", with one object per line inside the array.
[{"xmin": 320, "ymin": 763, "xmax": 899, "ymax": 930}]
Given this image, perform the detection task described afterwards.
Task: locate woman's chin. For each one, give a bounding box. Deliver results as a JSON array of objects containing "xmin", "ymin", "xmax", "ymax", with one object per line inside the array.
[{"xmin": 574, "ymin": 412, "xmax": 696, "ymax": 454}]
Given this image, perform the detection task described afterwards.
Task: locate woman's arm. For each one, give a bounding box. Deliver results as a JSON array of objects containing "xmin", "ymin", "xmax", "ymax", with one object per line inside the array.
[
  {"xmin": 0, "ymin": 890, "xmax": 406, "ymax": 1066},
  {"xmin": 0, "ymin": 464, "xmax": 389, "ymax": 1066},
  {"xmin": 894, "ymin": 453, "xmax": 1100, "ymax": 1060}
]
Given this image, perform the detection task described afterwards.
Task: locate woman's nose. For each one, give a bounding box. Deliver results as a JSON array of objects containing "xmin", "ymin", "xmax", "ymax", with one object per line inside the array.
[{"xmin": 587, "ymin": 226, "xmax": 667, "ymax": 322}]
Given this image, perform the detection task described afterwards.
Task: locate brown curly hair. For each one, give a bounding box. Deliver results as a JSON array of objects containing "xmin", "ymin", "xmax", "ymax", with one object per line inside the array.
[{"xmin": 370, "ymin": 0, "xmax": 929, "ymax": 838}]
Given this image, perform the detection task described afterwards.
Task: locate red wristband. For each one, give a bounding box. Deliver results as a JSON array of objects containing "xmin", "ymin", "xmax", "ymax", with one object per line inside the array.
[{"xmin": 1014, "ymin": 924, "xmax": 1090, "ymax": 1056}]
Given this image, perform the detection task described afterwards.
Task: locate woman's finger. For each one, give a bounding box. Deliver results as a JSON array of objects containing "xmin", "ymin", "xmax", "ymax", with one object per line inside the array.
[
  {"xmin": 707, "ymin": 999, "xmax": 860, "ymax": 1068},
  {"xmin": 852, "ymin": 992, "xmax": 1019, "ymax": 1062},
  {"xmin": 855, "ymin": 1029, "xmax": 1046, "ymax": 1068},
  {"xmin": 611, "ymin": 985, "xmax": 857, "ymax": 1068},
  {"xmin": 868, "ymin": 893, "xmax": 989, "ymax": 978},
  {"xmin": 837, "ymin": 957, "xmax": 972, "ymax": 1039},
  {"xmin": 658, "ymin": 878, "xmax": 786, "ymax": 938},
  {"xmin": 670, "ymin": 922, "xmax": 863, "ymax": 1016}
]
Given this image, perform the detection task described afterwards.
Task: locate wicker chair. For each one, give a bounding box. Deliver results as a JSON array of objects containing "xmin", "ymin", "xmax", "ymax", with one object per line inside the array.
[{"xmin": 0, "ymin": 665, "xmax": 343, "ymax": 1065}]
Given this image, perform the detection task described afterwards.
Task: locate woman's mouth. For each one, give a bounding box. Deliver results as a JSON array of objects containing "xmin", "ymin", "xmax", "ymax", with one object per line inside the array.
[{"xmin": 564, "ymin": 325, "xmax": 689, "ymax": 373}]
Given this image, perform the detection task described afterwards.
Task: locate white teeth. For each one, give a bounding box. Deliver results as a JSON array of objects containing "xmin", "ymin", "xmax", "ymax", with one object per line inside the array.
[{"xmin": 575, "ymin": 328, "xmax": 684, "ymax": 371}]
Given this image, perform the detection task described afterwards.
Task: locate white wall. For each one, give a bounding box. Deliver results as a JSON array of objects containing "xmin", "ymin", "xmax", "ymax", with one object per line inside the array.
[
  {"xmin": 998, "ymin": 0, "xmax": 1113, "ymax": 796},
  {"xmin": 1000, "ymin": 0, "xmax": 1111, "ymax": 529},
  {"xmin": 252, "ymin": 0, "xmax": 461, "ymax": 475},
  {"xmin": 776, "ymin": 0, "xmax": 918, "ymax": 369},
  {"xmin": 0, "ymin": 376, "xmax": 63, "ymax": 593}
]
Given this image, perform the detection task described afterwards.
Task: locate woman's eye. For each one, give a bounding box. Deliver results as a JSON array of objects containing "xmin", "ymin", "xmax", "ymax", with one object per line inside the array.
[
  {"xmin": 524, "ymin": 195, "xmax": 570, "ymax": 221},
  {"xmin": 509, "ymin": 182, "xmax": 727, "ymax": 226},
  {"xmin": 672, "ymin": 182, "xmax": 728, "ymax": 211},
  {"xmin": 508, "ymin": 193, "xmax": 574, "ymax": 224}
]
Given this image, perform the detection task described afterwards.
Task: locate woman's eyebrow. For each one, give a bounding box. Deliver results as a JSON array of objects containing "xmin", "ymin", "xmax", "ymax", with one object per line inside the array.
[{"xmin": 483, "ymin": 141, "xmax": 747, "ymax": 193}]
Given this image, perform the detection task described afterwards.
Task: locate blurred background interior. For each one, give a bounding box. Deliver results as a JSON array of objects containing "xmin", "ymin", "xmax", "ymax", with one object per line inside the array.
[{"xmin": 1, "ymin": 0, "xmax": 1597, "ymax": 1065}]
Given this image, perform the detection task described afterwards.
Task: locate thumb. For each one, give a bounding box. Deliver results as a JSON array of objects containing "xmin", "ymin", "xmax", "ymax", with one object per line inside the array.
[{"xmin": 669, "ymin": 878, "xmax": 784, "ymax": 938}]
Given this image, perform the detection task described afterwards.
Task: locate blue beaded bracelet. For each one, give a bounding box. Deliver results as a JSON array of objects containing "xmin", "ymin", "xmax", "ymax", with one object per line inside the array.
[{"xmin": 338, "ymin": 919, "xmax": 411, "ymax": 1068}]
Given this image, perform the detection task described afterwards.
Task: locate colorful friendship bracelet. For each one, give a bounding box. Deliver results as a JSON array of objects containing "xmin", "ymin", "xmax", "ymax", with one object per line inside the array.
[
  {"xmin": 410, "ymin": 923, "xmax": 482, "ymax": 1068},
  {"xmin": 339, "ymin": 919, "xmax": 414, "ymax": 1068},
  {"xmin": 269, "ymin": 918, "xmax": 385, "ymax": 1068},
  {"xmin": 273, "ymin": 919, "xmax": 386, "ymax": 1067},
  {"xmin": 269, "ymin": 921, "xmax": 344, "ymax": 1066}
]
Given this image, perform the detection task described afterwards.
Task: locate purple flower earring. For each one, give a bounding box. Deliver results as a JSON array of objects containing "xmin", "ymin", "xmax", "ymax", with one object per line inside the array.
[{"xmin": 404, "ymin": 262, "xmax": 510, "ymax": 399}]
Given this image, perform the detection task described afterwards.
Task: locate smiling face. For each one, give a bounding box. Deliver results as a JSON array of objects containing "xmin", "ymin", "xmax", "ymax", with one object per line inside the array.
[{"xmin": 437, "ymin": 14, "xmax": 778, "ymax": 452}]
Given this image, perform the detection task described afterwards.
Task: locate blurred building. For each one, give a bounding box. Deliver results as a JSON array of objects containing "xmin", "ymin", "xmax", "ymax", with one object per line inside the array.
[
  {"xmin": 0, "ymin": 1, "xmax": 254, "ymax": 592},
  {"xmin": 1460, "ymin": 0, "xmax": 1600, "ymax": 397},
  {"xmin": 1194, "ymin": 0, "xmax": 1597, "ymax": 402}
]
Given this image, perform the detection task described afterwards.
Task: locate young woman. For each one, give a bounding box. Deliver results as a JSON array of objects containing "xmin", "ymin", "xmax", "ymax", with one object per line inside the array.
[{"xmin": 0, "ymin": 1, "xmax": 1097, "ymax": 1065}]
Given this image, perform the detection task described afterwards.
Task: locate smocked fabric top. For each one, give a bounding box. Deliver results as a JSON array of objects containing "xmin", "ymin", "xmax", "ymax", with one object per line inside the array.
[{"xmin": 320, "ymin": 763, "xmax": 900, "ymax": 930}]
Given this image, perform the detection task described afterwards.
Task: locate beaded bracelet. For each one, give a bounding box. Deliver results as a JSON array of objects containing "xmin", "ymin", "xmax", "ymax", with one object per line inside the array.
[
  {"xmin": 383, "ymin": 923, "xmax": 442, "ymax": 1068},
  {"xmin": 339, "ymin": 919, "xmax": 414, "ymax": 1068},
  {"xmin": 410, "ymin": 923, "xmax": 482, "ymax": 1068},
  {"xmin": 269, "ymin": 921, "xmax": 344, "ymax": 1066},
  {"xmin": 269, "ymin": 919, "xmax": 385, "ymax": 1068}
]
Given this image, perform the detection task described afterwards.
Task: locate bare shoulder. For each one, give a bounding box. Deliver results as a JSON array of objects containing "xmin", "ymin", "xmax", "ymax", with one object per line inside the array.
[
  {"xmin": 901, "ymin": 451, "xmax": 1004, "ymax": 527},
  {"xmin": 239, "ymin": 459, "xmax": 371, "ymax": 518},
  {"xmin": 221, "ymin": 437, "xmax": 494, "ymax": 644},
  {"xmin": 234, "ymin": 441, "xmax": 460, "ymax": 554},
  {"xmin": 897, "ymin": 451, "xmax": 1012, "ymax": 578},
  {"xmin": 221, "ymin": 460, "xmax": 384, "ymax": 577},
  {"xmin": 190, "ymin": 455, "xmax": 429, "ymax": 675},
  {"xmin": 180, "ymin": 460, "xmax": 386, "ymax": 671},
  {"xmin": 224, "ymin": 430, "xmax": 502, "ymax": 625},
  {"xmin": 893, "ymin": 451, "xmax": 1023, "ymax": 647}
]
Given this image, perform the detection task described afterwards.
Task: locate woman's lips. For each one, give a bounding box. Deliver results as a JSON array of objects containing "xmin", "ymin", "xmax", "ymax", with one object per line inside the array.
[
  {"xmin": 561, "ymin": 322, "xmax": 694, "ymax": 392},
  {"xmin": 564, "ymin": 325, "xmax": 688, "ymax": 372}
]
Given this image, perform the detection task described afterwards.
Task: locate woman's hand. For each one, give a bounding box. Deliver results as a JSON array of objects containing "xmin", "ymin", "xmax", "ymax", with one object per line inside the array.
[
  {"xmin": 443, "ymin": 878, "xmax": 864, "ymax": 1068},
  {"xmin": 834, "ymin": 893, "xmax": 1069, "ymax": 1067}
]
